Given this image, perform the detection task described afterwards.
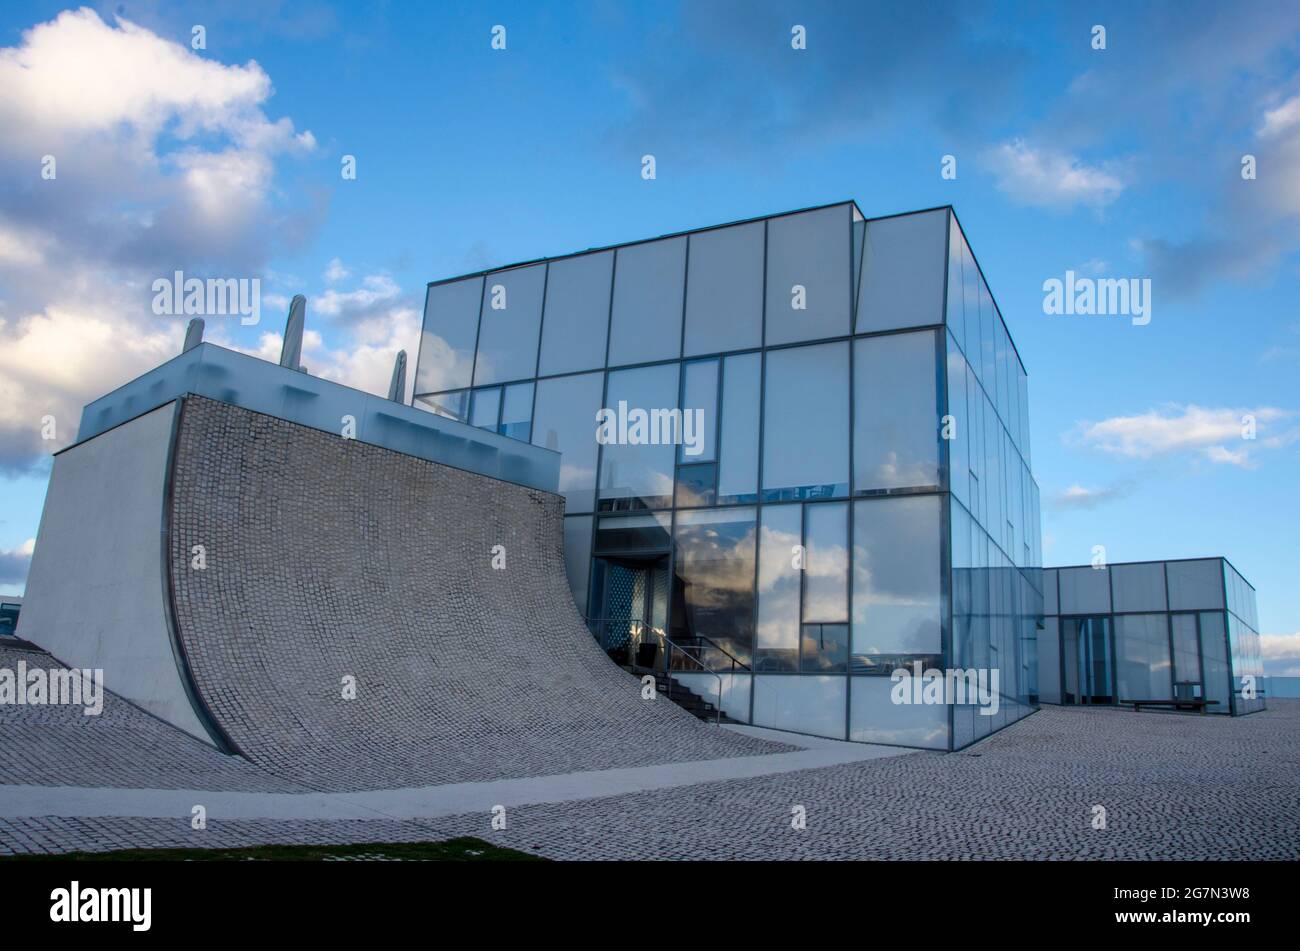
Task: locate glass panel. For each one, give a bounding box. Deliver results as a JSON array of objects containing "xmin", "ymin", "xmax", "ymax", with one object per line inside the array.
[
  {"xmin": 1111, "ymin": 562, "xmax": 1167, "ymax": 613},
  {"xmin": 853, "ymin": 330, "xmax": 940, "ymax": 492},
  {"xmin": 562, "ymin": 515, "xmax": 593, "ymax": 613},
  {"xmin": 761, "ymin": 341, "xmax": 849, "ymax": 500},
  {"xmin": 1170, "ymin": 614, "xmax": 1202, "ymax": 687},
  {"xmin": 539, "ymin": 251, "xmax": 613, "ymax": 376},
  {"xmin": 674, "ymin": 462, "xmax": 716, "ymax": 508},
  {"xmin": 717, "ymin": 352, "xmax": 760, "ymax": 503},
  {"xmin": 851, "ymin": 495, "xmax": 942, "ymax": 661},
  {"xmin": 415, "ymin": 277, "xmax": 482, "ymax": 394},
  {"xmin": 802, "ymin": 501, "xmax": 848, "ymax": 623},
  {"xmin": 1199, "ymin": 611, "xmax": 1230, "ymax": 713},
  {"xmin": 753, "ymin": 675, "xmax": 847, "ymax": 740},
  {"xmin": 679, "ymin": 359, "xmax": 718, "ymax": 462},
  {"xmin": 857, "ymin": 209, "xmax": 947, "ymax": 333},
  {"xmin": 849, "ymin": 677, "xmax": 948, "ymax": 750},
  {"xmin": 670, "ymin": 508, "xmax": 757, "ymax": 665},
  {"xmin": 469, "ymin": 386, "xmax": 501, "ymax": 430},
  {"xmin": 801, "ymin": 624, "xmax": 848, "ymax": 673},
  {"xmin": 764, "ymin": 205, "xmax": 852, "ymax": 346},
  {"xmin": 1043, "ymin": 568, "xmax": 1058, "ymax": 615},
  {"xmin": 945, "ymin": 213, "xmax": 966, "ymax": 353},
  {"xmin": 415, "ymin": 390, "xmax": 468, "ymax": 422},
  {"xmin": 594, "ymin": 511, "xmax": 672, "ymax": 554},
  {"xmin": 1167, "ymin": 558, "xmax": 1225, "ymax": 610},
  {"xmin": 598, "ymin": 362, "xmax": 679, "ymax": 511},
  {"xmin": 1115, "ymin": 613, "xmax": 1172, "ymax": 701},
  {"xmin": 499, "ymin": 382, "xmax": 533, "ymax": 441},
  {"xmin": 683, "ymin": 221, "xmax": 764, "ymax": 356},
  {"xmin": 473, "ymin": 264, "xmax": 545, "ymax": 385},
  {"xmin": 946, "ymin": 333, "xmax": 969, "ymax": 505},
  {"xmin": 1057, "ymin": 566, "xmax": 1111, "ymax": 615},
  {"xmin": 755, "ymin": 503, "xmax": 801, "ymax": 672},
  {"xmin": 978, "ymin": 275, "xmax": 997, "ymax": 391},
  {"xmin": 531, "ymin": 371, "xmax": 603, "ymax": 514},
  {"xmin": 609, "ymin": 237, "xmax": 685, "ymax": 366}
]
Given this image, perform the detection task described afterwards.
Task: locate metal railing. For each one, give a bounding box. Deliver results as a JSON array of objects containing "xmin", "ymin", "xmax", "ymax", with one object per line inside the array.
[{"xmin": 584, "ymin": 616, "xmax": 749, "ymax": 724}]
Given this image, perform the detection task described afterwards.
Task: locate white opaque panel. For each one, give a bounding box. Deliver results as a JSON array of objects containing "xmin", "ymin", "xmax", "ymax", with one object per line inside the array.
[
  {"xmin": 1166, "ymin": 558, "xmax": 1225, "ymax": 611},
  {"xmin": 684, "ymin": 222, "xmax": 764, "ymax": 356},
  {"xmin": 539, "ymin": 252, "xmax": 613, "ymax": 376},
  {"xmin": 753, "ymin": 675, "xmax": 846, "ymax": 740},
  {"xmin": 857, "ymin": 209, "xmax": 947, "ymax": 333},
  {"xmin": 849, "ymin": 677, "xmax": 948, "ymax": 750},
  {"xmin": 1111, "ymin": 562, "xmax": 1168, "ymax": 613},
  {"xmin": 1057, "ymin": 566, "xmax": 1111, "ymax": 615},
  {"xmin": 764, "ymin": 205, "xmax": 853, "ymax": 346},
  {"xmin": 609, "ymin": 237, "xmax": 685, "ymax": 366},
  {"xmin": 1037, "ymin": 617, "xmax": 1061, "ymax": 703}
]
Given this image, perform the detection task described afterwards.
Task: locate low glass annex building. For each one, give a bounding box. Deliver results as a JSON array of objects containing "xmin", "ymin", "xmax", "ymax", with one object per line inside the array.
[
  {"xmin": 414, "ymin": 201, "xmax": 1043, "ymax": 749},
  {"xmin": 1036, "ymin": 559, "xmax": 1264, "ymax": 716}
]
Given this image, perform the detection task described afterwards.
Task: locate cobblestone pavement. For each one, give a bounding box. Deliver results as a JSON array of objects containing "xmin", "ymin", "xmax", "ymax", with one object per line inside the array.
[{"xmin": 3, "ymin": 701, "xmax": 1295, "ymax": 859}]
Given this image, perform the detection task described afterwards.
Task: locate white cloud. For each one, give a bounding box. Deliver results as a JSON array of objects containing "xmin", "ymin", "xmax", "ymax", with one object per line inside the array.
[
  {"xmin": 985, "ymin": 138, "xmax": 1124, "ymax": 210},
  {"xmin": 312, "ymin": 274, "xmax": 401, "ymax": 317},
  {"xmin": 1073, "ymin": 404, "xmax": 1296, "ymax": 467},
  {"xmin": 324, "ymin": 258, "xmax": 350, "ymax": 283},
  {"xmin": 1049, "ymin": 483, "xmax": 1128, "ymax": 510},
  {"xmin": 1260, "ymin": 632, "xmax": 1300, "ymax": 676},
  {"xmin": 0, "ymin": 9, "xmax": 315, "ymax": 472}
]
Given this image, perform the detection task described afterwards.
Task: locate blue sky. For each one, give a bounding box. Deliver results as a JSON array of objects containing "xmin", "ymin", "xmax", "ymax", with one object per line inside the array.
[{"xmin": 0, "ymin": 1, "xmax": 1297, "ymax": 670}]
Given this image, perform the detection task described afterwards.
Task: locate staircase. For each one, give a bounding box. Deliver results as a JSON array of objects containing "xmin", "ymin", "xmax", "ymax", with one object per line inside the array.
[{"xmin": 624, "ymin": 667, "xmax": 741, "ymax": 724}]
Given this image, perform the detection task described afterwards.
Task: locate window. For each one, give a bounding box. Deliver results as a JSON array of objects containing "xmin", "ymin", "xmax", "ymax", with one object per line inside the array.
[
  {"xmin": 415, "ymin": 277, "xmax": 482, "ymax": 394},
  {"xmin": 851, "ymin": 495, "xmax": 942, "ymax": 662},
  {"xmin": 762, "ymin": 342, "xmax": 849, "ymax": 501},
  {"xmin": 609, "ymin": 237, "xmax": 685, "ymax": 366},
  {"xmin": 539, "ymin": 252, "xmax": 612, "ymax": 376},
  {"xmin": 473, "ymin": 265, "xmax": 545, "ymax": 385},
  {"xmin": 469, "ymin": 387, "xmax": 501, "ymax": 430},
  {"xmin": 764, "ymin": 205, "xmax": 852, "ymax": 346},
  {"xmin": 755, "ymin": 503, "xmax": 801, "ymax": 672},
  {"xmin": 683, "ymin": 221, "xmax": 764, "ymax": 356},
  {"xmin": 853, "ymin": 330, "xmax": 940, "ymax": 493},
  {"xmin": 1115, "ymin": 614, "xmax": 1173, "ymax": 701},
  {"xmin": 671, "ymin": 508, "xmax": 757, "ymax": 665},
  {"xmin": 717, "ymin": 352, "xmax": 760, "ymax": 503},
  {"xmin": 598, "ymin": 362, "xmax": 679, "ymax": 511},
  {"xmin": 415, "ymin": 390, "xmax": 468, "ymax": 422},
  {"xmin": 531, "ymin": 371, "xmax": 603, "ymax": 514}
]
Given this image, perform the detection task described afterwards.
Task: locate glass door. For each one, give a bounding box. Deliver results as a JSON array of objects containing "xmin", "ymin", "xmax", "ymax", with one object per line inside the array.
[{"xmin": 1061, "ymin": 616, "xmax": 1115, "ymax": 705}]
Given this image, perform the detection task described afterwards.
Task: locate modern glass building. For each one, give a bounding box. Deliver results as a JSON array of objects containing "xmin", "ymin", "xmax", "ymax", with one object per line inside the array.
[
  {"xmin": 413, "ymin": 201, "xmax": 1043, "ymax": 749},
  {"xmin": 1037, "ymin": 559, "xmax": 1265, "ymax": 716}
]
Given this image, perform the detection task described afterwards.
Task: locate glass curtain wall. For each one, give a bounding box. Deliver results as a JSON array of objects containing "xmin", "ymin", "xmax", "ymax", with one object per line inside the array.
[{"xmin": 413, "ymin": 203, "xmax": 1043, "ymax": 749}]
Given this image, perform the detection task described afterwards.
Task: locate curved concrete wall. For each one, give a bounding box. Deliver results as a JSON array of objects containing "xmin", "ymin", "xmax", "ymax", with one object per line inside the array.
[
  {"xmin": 167, "ymin": 397, "xmax": 777, "ymax": 791},
  {"xmin": 17, "ymin": 402, "xmax": 216, "ymax": 746}
]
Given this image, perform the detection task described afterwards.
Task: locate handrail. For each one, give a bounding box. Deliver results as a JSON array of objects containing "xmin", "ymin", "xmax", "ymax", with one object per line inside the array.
[
  {"xmin": 583, "ymin": 616, "xmax": 726, "ymax": 723},
  {"xmin": 689, "ymin": 633, "xmax": 751, "ymax": 673}
]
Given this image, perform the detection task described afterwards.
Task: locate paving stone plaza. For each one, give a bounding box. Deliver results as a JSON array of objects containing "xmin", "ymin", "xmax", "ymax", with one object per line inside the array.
[{"xmin": 3, "ymin": 636, "xmax": 1295, "ymax": 860}]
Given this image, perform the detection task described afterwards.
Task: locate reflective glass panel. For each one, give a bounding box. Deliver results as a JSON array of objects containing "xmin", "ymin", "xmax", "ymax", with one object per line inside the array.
[
  {"xmin": 1167, "ymin": 558, "xmax": 1225, "ymax": 610},
  {"xmin": 683, "ymin": 221, "xmax": 764, "ymax": 356},
  {"xmin": 765, "ymin": 205, "xmax": 852, "ymax": 346},
  {"xmin": 1115, "ymin": 613, "xmax": 1172, "ymax": 701},
  {"xmin": 755, "ymin": 503, "xmax": 801, "ymax": 672},
  {"xmin": 1111, "ymin": 562, "xmax": 1167, "ymax": 613},
  {"xmin": 801, "ymin": 624, "xmax": 848, "ymax": 673},
  {"xmin": 1170, "ymin": 613, "xmax": 1202, "ymax": 686},
  {"xmin": 762, "ymin": 342, "xmax": 849, "ymax": 500},
  {"xmin": 671, "ymin": 507, "xmax": 757, "ymax": 665},
  {"xmin": 679, "ymin": 359, "xmax": 718, "ymax": 462},
  {"xmin": 594, "ymin": 511, "xmax": 672, "ymax": 553},
  {"xmin": 609, "ymin": 237, "xmax": 685, "ymax": 366},
  {"xmin": 849, "ymin": 677, "xmax": 948, "ymax": 750},
  {"xmin": 753, "ymin": 675, "xmax": 847, "ymax": 740},
  {"xmin": 717, "ymin": 352, "xmax": 760, "ymax": 503},
  {"xmin": 469, "ymin": 386, "xmax": 501, "ymax": 431},
  {"xmin": 598, "ymin": 362, "xmax": 679, "ymax": 511},
  {"xmin": 1058, "ymin": 566, "xmax": 1111, "ymax": 615},
  {"xmin": 1199, "ymin": 611, "xmax": 1231, "ymax": 713},
  {"xmin": 539, "ymin": 252, "xmax": 613, "ymax": 376},
  {"xmin": 531, "ymin": 371, "xmax": 603, "ymax": 514},
  {"xmin": 415, "ymin": 390, "xmax": 468, "ymax": 422},
  {"xmin": 563, "ymin": 515, "xmax": 593, "ymax": 613},
  {"xmin": 851, "ymin": 495, "xmax": 942, "ymax": 660},
  {"xmin": 853, "ymin": 330, "xmax": 940, "ymax": 492},
  {"xmin": 803, "ymin": 501, "xmax": 848, "ymax": 623},
  {"xmin": 473, "ymin": 265, "xmax": 545, "ymax": 385},
  {"xmin": 500, "ymin": 382, "xmax": 533, "ymax": 441},
  {"xmin": 415, "ymin": 277, "xmax": 482, "ymax": 394}
]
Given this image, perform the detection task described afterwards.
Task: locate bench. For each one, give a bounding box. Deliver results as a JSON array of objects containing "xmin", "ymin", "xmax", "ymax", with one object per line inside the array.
[{"xmin": 1127, "ymin": 699, "xmax": 1219, "ymax": 714}]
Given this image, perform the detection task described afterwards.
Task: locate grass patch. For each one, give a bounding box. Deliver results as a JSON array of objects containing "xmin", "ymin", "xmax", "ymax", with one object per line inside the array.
[{"xmin": 4, "ymin": 837, "xmax": 545, "ymax": 862}]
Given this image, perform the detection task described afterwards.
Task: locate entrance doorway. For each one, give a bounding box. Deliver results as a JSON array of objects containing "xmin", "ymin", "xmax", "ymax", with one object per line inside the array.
[
  {"xmin": 1062, "ymin": 616, "xmax": 1115, "ymax": 705},
  {"xmin": 589, "ymin": 556, "xmax": 669, "ymax": 669}
]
